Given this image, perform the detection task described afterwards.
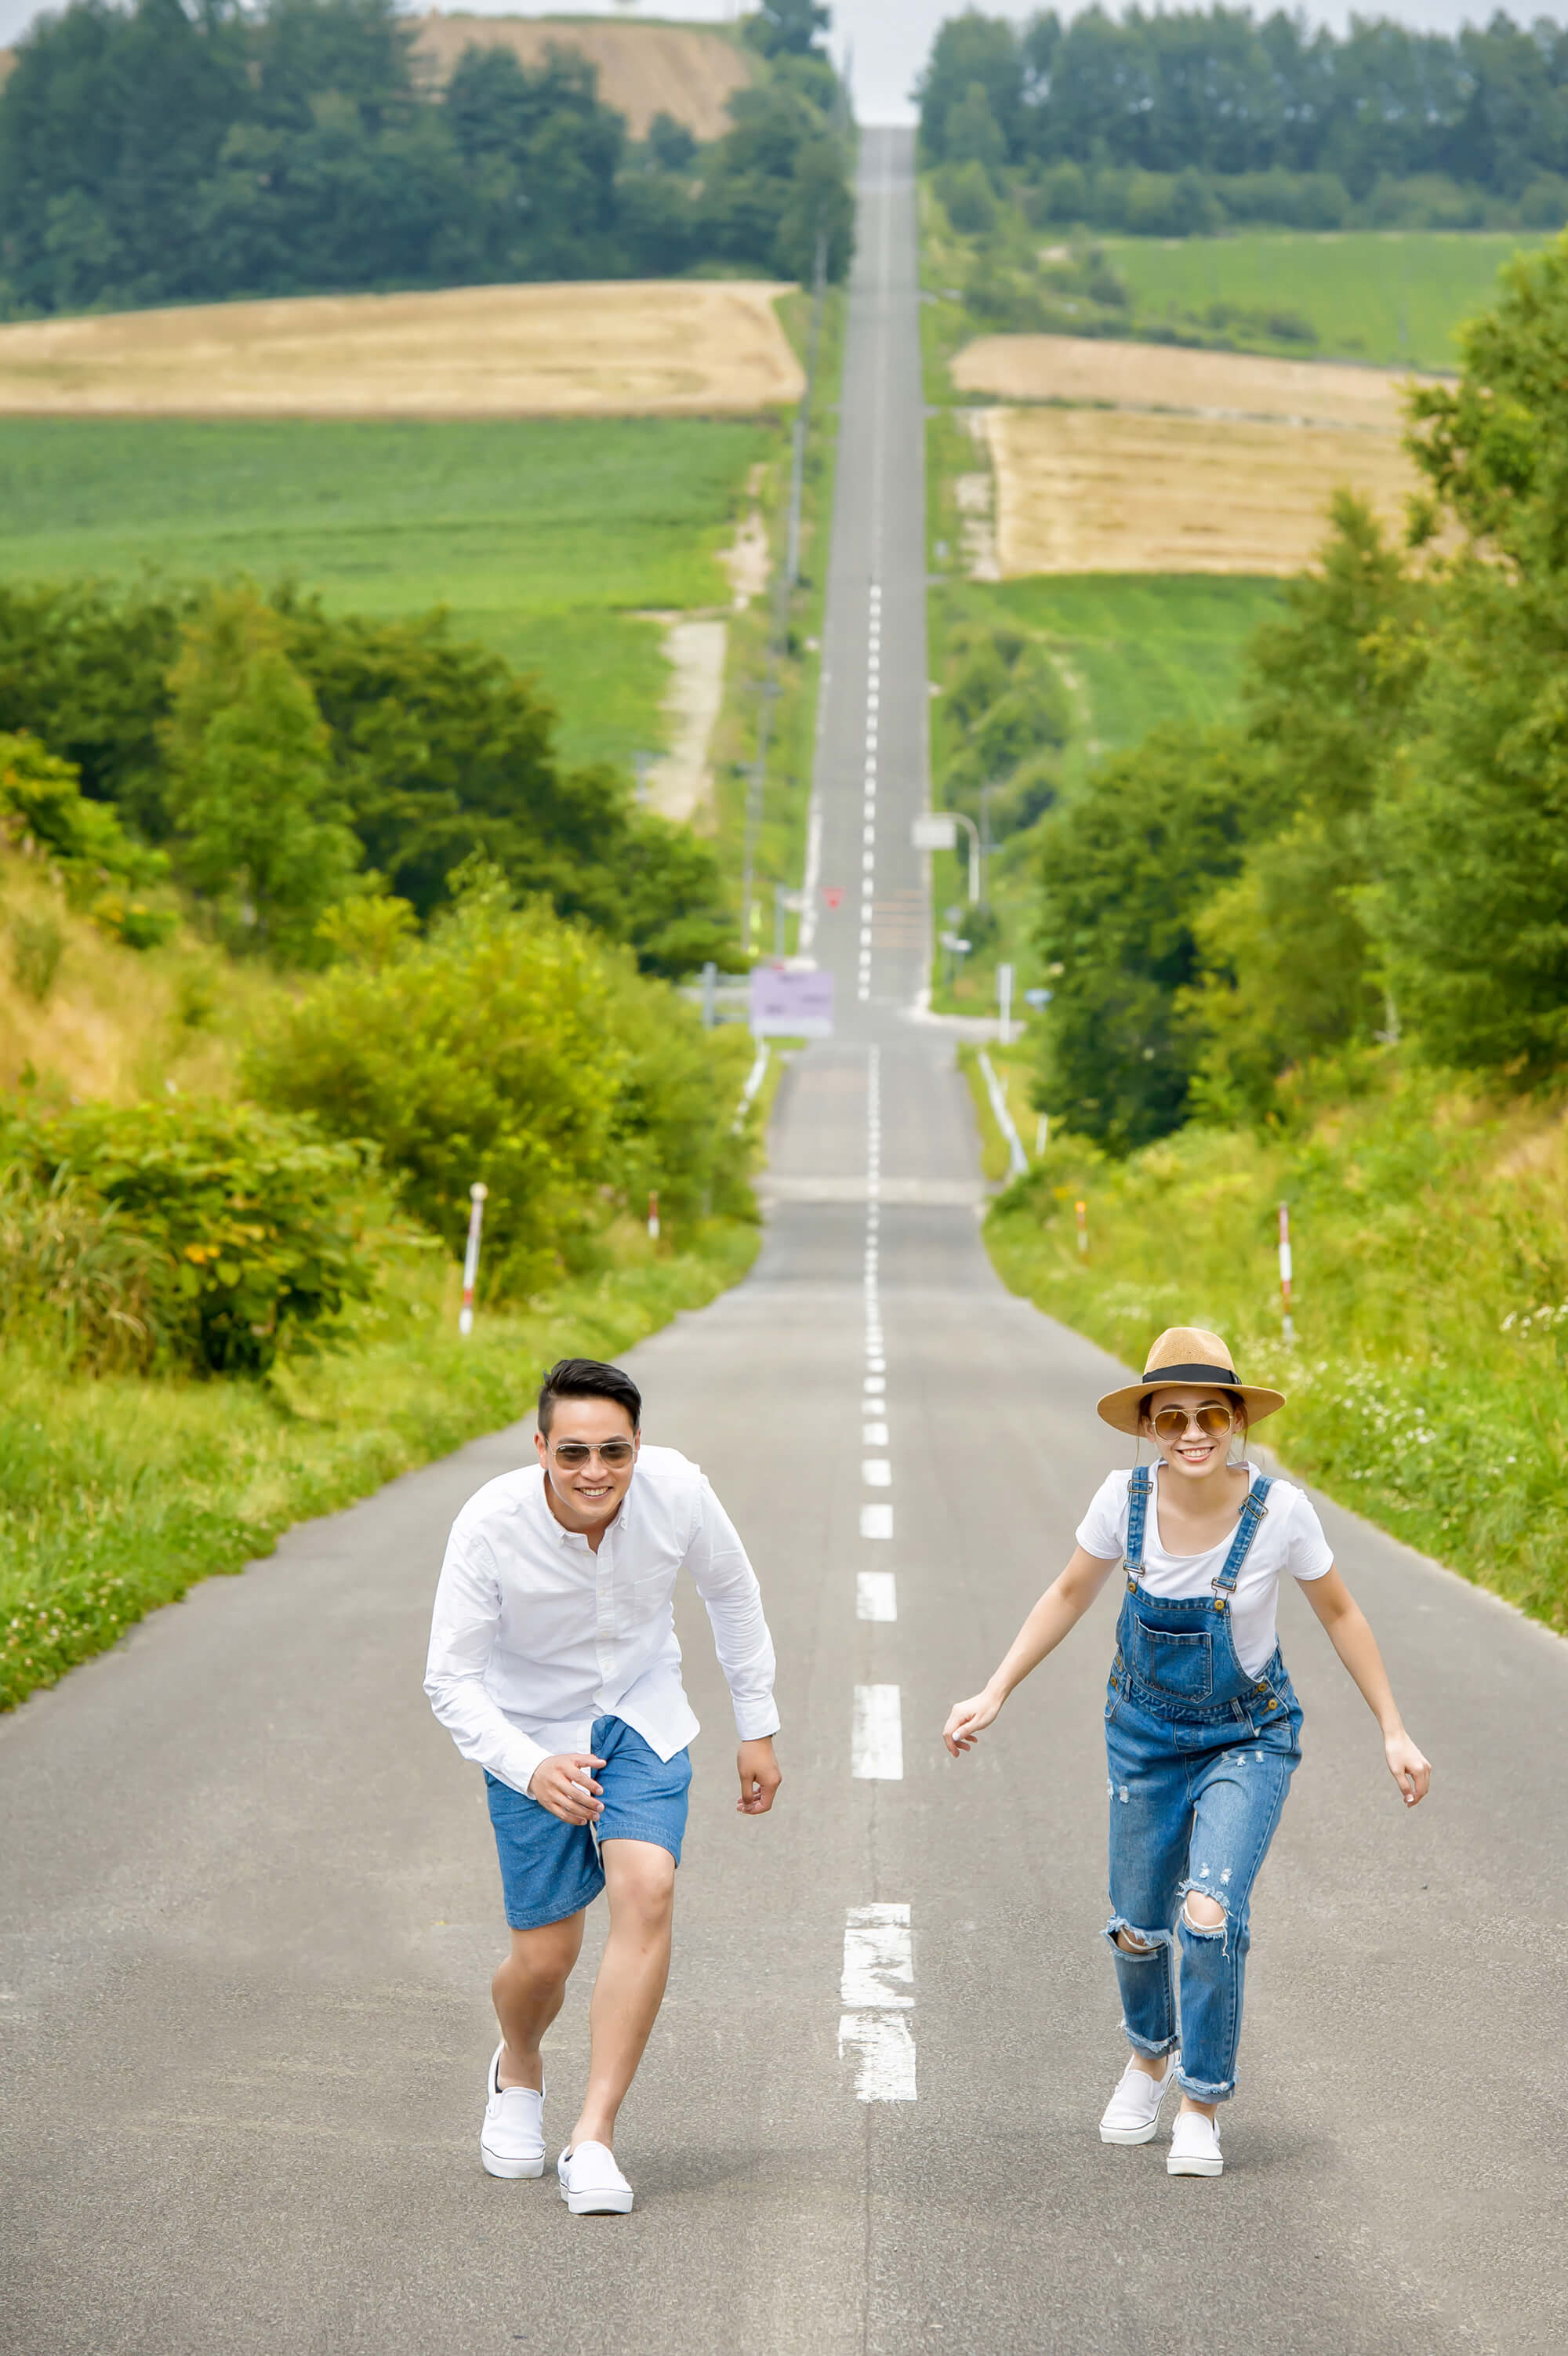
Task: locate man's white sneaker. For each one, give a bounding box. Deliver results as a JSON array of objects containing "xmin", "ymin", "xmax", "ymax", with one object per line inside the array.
[
  {"xmin": 479, "ymin": 2046, "xmax": 545, "ymax": 2180},
  {"xmin": 1099, "ymin": 2052, "xmax": 1180, "ymax": 2145},
  {"xmin": 1167, "ymin": 2109, "xmax": 1223, "ymax": 2177},
  {"xmin": 557, "ymin": 2140, "xmax": 634, "ymax": 2216}
]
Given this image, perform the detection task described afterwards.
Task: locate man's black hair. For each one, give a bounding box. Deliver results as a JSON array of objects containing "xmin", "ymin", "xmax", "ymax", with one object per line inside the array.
[{"xmin": 537, "ymin": 1358, "xmax": 642, "ymax": 1436}]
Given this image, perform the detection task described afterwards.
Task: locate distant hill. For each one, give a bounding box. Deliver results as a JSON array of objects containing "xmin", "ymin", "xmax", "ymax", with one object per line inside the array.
[{"xmin": 409, "ymin": 13, "xmax": 757, "ymax": 141}]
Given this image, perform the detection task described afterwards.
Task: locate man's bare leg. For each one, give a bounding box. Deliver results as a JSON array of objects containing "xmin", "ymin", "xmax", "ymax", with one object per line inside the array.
[
  {"xmin": 493, "ymin": 1911, "xmax": 586, "ymax": 2092},
  {"xmin": 566, "ymin": 1839, "xmax": 675, "ymax": 2151}
]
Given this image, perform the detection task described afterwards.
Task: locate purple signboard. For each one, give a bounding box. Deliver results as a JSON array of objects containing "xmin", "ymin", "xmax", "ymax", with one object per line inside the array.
[{"xmin": 750, "ymin": 963, "xmax": 834, "ymax": 1039}]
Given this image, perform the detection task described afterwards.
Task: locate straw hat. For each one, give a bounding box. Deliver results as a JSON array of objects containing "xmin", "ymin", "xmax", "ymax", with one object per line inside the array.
[{"xmin": 1095, "ymin": 1326, "xmax": 1285, "ymax": 1437}]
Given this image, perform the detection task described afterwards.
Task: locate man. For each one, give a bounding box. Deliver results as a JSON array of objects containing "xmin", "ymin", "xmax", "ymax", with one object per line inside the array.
[{"xmin": 424, "ymin": 1356, "xmax": 782, "ymax": 2216}]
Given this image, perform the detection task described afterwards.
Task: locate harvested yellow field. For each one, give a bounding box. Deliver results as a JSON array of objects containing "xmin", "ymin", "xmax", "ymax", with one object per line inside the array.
[
  {"xmin": 0, "ymin": 280, "xmax": 805, "ymax": 419},
  {"xmin": 409, "ymin": 13, "xmax": 755, "ymax": 140},
  {"xmin": 953, "ymin": 332, "xmax": 1443, "ymax": 430},
  {"xmin": 982, "ymin": 405, "xmax": 1421, "ymax": 576}
]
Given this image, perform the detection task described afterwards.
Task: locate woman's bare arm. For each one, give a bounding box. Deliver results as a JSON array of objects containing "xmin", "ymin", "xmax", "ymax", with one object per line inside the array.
[
  {"xmin": 942, "ymin": 1546, "xmax": 1120, "ymax": 1757},
  {"xmin": 1302, "ymin": 1567, "xmax": 1432, "ymax": 1806}
]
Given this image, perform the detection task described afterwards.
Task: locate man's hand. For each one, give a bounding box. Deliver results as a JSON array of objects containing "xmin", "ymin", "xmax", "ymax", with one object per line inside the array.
[
  {"xmin": 736, "ymin": 1737, "xmax": 782, "ymax": 1816},
  {"xmin": 528, "ymin": 1752, "xmax": 605, "ymax": 1825}
]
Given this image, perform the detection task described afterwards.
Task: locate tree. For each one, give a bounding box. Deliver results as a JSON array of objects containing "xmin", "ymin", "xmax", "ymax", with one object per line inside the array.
[
  {"xmin": 916, "ymin": 15, "xmax": 1022, "ymax": 166},
  {"xmin": 944, "ymin": 82, "xmax": 1008, "ymax": 179},
  {"xmin": 1033, "ymin": 725, "xmax": 1261, "ymax": 1152},
  {"xmin": 164, "ymin": 588, "xmax": 360, "ymax": 958},
  {"xmin": 0, "ymin": 581, "xmax": 186, "ymax": 833},
  {"xmin": 699, "ymin": 81, "xmax": 853, "ymax": 283},
  {"xmin": 1366, "ymin": 234, "xmax": 1568, "ymax": 1073},
  {"xmin": 743, "ymin": 1, "xmax": 831, "ymax": 62},
  {"xmin": 1368, "ymin": 564, "xmax": 1568, "ymax": 1076}
]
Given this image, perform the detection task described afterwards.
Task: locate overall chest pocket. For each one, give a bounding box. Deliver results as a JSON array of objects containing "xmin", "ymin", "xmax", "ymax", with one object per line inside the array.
[{"xmin": 1133, "ymin": 1625, "xmax": 1214, "ymax": 1701}]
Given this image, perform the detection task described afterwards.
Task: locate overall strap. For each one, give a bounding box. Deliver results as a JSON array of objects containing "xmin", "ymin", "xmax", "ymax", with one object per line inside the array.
[
  {"xmin": 1123, "ymin": 1465, "xmax": 1152, "ymax": 1588},
  {"xmin": 1213, "ymin": 1476, "xmax": 1273, "ymax": 1609}
]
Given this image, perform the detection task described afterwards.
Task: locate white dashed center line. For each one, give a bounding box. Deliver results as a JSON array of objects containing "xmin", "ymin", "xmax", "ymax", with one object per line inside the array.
[
  {"xmin": 838, "ymin": 1905, "xmax": 916, "ymax": 2101},
  {"xmin": 851, "ymin": 1684, "xmax": 904, "ymax": 1779},
  {"xmin": 858, "ymin": 581, "xmax": 879, "ymax": 1004},
  {"xmin": 856, "ymin": 1570, "xmax": 898, "ymax": 1621}
]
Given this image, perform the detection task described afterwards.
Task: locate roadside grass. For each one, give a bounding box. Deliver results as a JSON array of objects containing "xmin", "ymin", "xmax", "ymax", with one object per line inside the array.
[
  {"xmin": 1099, "ymin": 230, "xmax": 1549, "ymax": 372},
  {"xmin": 959, "ymin": 1038, "xmax": 1042, "ymax": 1185},
  {"xmin": 710, "ymin": 286, "xmax": 845, "ymax": 942},
  {"xmin": 924, "ymin": 575, "xmax": 1278, "ymax": 1017},
  {"xmin": 985, "ymin": 1062, "xmax": 1568, "ymax": 1634},
  {"xmin": 0, "ymin": 415, "xmax": 775, "ymax": 772},
  {"xmin": 1, "ymin": 1216, "xmax": 760, "ymax": 1713}
]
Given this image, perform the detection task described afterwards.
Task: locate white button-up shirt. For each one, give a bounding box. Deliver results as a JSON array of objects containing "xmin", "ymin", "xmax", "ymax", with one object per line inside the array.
[{"xmin": 424, "ymin": 1443, "xmax": 780, "ymax": 1796}]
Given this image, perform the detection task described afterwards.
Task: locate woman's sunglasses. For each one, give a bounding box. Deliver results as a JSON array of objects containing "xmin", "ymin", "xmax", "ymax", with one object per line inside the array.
[
  {"xmin": 1149, "ymin": 1403, "xmax": 1236, "ymax": 1443},
  {"xmin": 550, "ymin": 1439, "xmax": 636, "ymax": 1468}
]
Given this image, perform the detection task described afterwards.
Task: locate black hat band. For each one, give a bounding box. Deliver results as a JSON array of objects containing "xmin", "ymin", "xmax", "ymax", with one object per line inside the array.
[{"xmin": 1140, "ymin": 1360, "xmax": 1239, "ymax": 1387}]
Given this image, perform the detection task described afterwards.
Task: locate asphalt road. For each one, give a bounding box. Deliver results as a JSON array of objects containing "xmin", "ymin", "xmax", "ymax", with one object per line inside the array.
[{"xmin": 5, "ymin": 130, "xmax": 1567, "ymax": 2356}]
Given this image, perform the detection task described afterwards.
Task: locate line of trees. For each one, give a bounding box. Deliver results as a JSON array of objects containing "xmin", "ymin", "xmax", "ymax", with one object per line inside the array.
[
  {"xmin": 0, "ymin": 0, "xmax": 853, "ymax": 318},
  {"xmin": 0, "ymin": 579, "xmax": 735, "ymax": 977},
  {"xmin": 920, "ymin": 8, "xmax": 1568, "ymax": 227},
  {"xmin": 1033, "ymin": 234, "xmax": 1568, "ymax": 1153}
]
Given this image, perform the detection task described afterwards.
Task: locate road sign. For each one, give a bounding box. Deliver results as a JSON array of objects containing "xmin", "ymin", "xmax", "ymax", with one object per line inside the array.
[
  {"xmin": 912, "ymin": 813, "xmax": 958, "ymax": 851},
  {"xmin": 750, "ymin": 964, "xmax": 834, "ymax": 1039},
  {"xmin": 822, "ymin": 885, "xmax": 844, "ymax": 910}
]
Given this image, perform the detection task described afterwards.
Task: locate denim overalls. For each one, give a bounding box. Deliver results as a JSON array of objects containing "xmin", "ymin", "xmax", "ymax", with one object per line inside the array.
[{"xmin": 1103, "ymin": 1465, "xmax": 1305, "ymax": 2103}]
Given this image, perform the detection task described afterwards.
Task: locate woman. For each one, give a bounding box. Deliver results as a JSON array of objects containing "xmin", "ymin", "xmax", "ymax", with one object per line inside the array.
[{"xmin": 942, "ymin": 1326, "xmax": 1431, "ymax": 2179}]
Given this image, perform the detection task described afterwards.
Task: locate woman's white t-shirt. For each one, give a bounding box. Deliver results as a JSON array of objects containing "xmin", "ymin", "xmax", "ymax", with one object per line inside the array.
[{"xmin": 1075, "ymin": 1462, "xmax": 1334, "ymax": 1677}]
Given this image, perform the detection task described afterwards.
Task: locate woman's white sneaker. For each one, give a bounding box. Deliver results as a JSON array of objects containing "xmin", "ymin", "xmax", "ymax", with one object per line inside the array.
[
  {"xmin": 1167, "ymin": 2109, "xmax": 1223, "ymax": 2176},
  {"xmin": 557, "ymin": 2140, "xmax": 634, "ymax": 2216},
  {"xmin": 1099, "ymin": 2052, "xmax": 1180, "ymax": 2144},
  {"xmin": 479, "ymin": 2046, "xmax": 545, "ymax": 2180}
]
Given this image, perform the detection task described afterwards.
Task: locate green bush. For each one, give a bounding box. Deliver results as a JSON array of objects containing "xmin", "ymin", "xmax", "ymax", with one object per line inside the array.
[
  {"xmin": 248, "ymin": 874, "xmax": 753, "ymax": 1291},
  {"xmin": 0, "ymin": 729, "xmax": 166, "ymax": 906},
  {"xmin": 938, "ymin": 158, "xmax": 1000, "ymax": 234},
  {"xmin": 2, "ymin": 1101, "xmax": 376, "ymax": 1374}
]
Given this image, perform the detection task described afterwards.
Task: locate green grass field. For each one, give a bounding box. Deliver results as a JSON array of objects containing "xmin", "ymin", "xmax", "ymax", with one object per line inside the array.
[
  {"xmin": 926, "ymin": 573, "xmax": 1280, "ymax": 1015},
  {"xmin": 0, "ymin": 416, "xmax": 772, "ymax": 772},
  {"xmin": 989, "ymin": 574, "xmax": 1282, "ymax": 778},
  {"xmin": 1101, "ymin": 229, "xmax": 1549, "ymax": 371}
]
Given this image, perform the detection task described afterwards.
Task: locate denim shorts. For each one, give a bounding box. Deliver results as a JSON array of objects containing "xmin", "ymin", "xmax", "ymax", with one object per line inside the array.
[{"xmin": 485, "ymin": 1714, "xmax": 692, "ymax": 1932}]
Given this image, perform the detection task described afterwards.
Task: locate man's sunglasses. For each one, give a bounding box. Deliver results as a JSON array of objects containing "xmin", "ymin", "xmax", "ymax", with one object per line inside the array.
[
  {"xmin": 1149, "ymin": 1403, "xmax": 1236, "ymax": 1443},
  {"xmin": 549, "ymin": 1439, "xmax": 636, "ymax": 1469}
]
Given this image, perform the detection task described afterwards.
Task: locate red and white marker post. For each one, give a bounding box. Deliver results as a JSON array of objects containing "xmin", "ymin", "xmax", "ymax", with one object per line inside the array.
[
  {"xmin": 1076, "ymin": 1198, "xmax": 1088, "ymax": 1258},
  {"xmin": 648, "ymin": 1190, "xmax": 660, "ymax": 1243},
  {"xmin": 458, "ymin": 1182, "xmax": 488, "ymax": 1338},
  {"xmin": 1278, "ymin": 1200, "xmax": 1294, "ymax": 1342}
]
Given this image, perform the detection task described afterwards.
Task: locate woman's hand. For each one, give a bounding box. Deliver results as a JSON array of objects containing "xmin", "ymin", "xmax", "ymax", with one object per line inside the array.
[
  {"xmin": 1385, "ymin": 1729, "xmax": 1432, "ymax": 1807},
  {"xmin": 943, "ymin": 1688, "xmax": 1003, "ymax": 1757}
]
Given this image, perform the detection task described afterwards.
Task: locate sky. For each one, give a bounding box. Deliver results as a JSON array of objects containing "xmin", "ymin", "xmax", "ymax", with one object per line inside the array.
[{"xmin": 0, "ymin": 0, "xmax": 1552, "ymax": 123}]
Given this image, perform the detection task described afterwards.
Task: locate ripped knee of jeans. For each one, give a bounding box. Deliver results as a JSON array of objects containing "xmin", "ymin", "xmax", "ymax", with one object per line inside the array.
[
  {"xmin": 1176, "ymin": 1879, "xmax": 1232, "ymax": 1951},
  {"xmin": 1104, "ymin": 1912, "xmax": 1173, "ymax": 1962}
]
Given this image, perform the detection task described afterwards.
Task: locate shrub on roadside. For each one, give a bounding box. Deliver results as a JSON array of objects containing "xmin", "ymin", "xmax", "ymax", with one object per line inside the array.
[
  {"xmin": 248, "ymin": 873, "xmax": 754, "ymax": 1291},
  {"xmin": 2, "ymin": 1100, "xmax": 377, "ymax": 1374}
]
